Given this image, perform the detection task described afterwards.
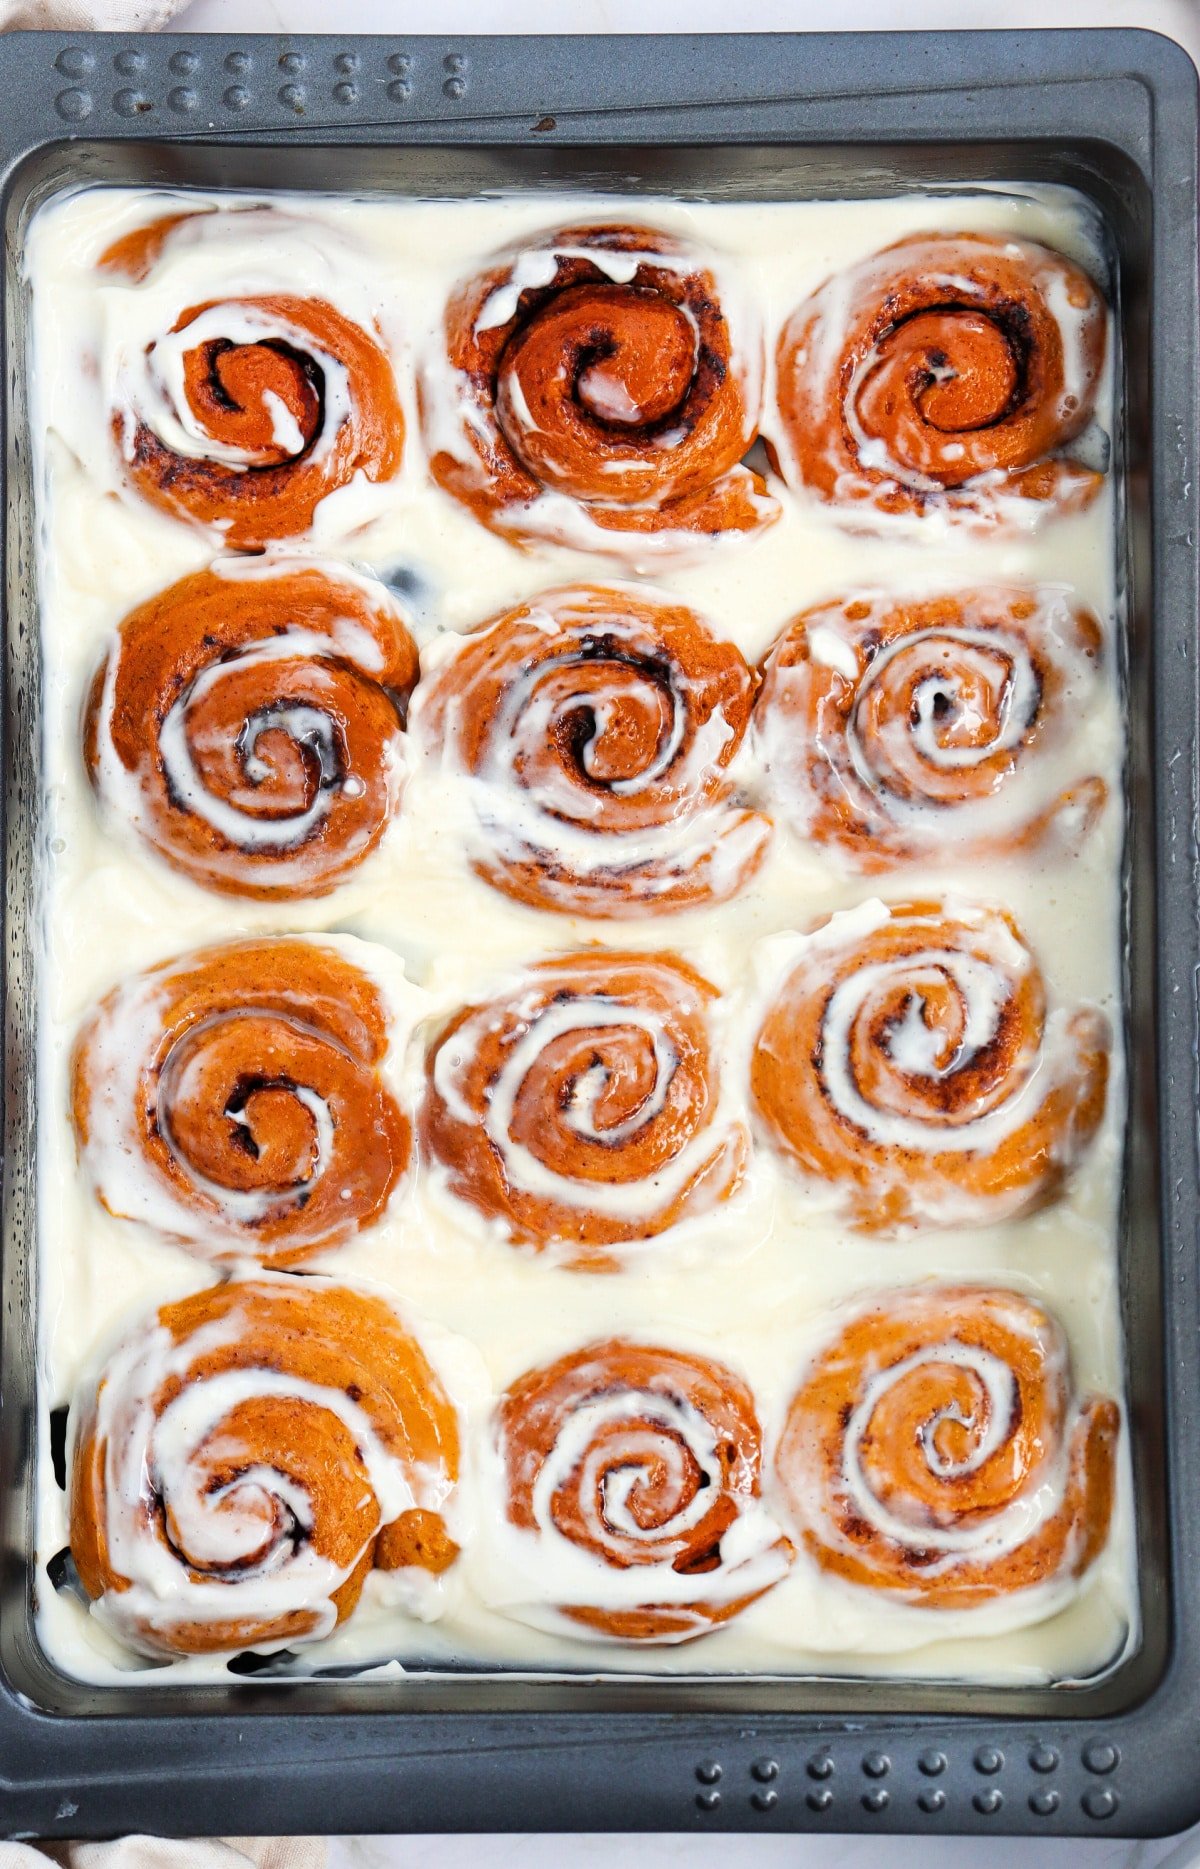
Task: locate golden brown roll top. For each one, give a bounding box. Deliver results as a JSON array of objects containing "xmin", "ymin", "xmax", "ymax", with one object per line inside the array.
[
  {"xmin": 70, "ymin": 1276, "xmax": 461, "ymax": 1657},
  {"xmin": 421, "ymin": 222, "xmax": 777, "ymax": 550},
  {"xmin": 85, "ymin": 561, "xmax": 419, "ymax": 899},
  {"xmin": 751, "ymin": 898, "xmax": 1110, "ymax": 1230},
  {"xmin": 71, "ymin": 936, "xmax": 412, "ymax": 1265},
  {"xmin": 754, "ymin": 585, "xmax": 1108, "ymax": 868},
  {"xmin": 774, "ymin": 233, "xmax": 1107, "ymax": 529},
  {"xmin": 776, "ymin": 1285, "xmax": 1119, "ymax": 1608},
  {"xmin": 421, "ymin": 949, "xmax": 747, "ymax": 1265},
  {"xmin": 411, "ymin": 583, "xmax": 771, "ymax": 917},
  {"xmin": 494, "ymin": 1338, "xmax": 793, "ymax": 1641}
]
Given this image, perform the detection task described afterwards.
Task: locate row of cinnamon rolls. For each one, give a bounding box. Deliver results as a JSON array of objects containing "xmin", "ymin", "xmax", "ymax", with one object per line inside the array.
[
  {"xmin": 72, "ymin": 904, "xmax": 1109, "ymax": 1265},
  {"xmin": 68, "ymin": 1271, "xmax": 1118, "ymax": 1659},
  {"xmin": 101, "ymin": 208, "xmax": 1109, "ymax": 551},
  {"xmin": 86, "ymin": 566, "xmax": 1110, "ymax": 908}
]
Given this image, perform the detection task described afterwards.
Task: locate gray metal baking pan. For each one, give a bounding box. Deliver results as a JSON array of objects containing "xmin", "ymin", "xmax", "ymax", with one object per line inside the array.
[{"xmin": 0, "ymin": 26, "xmax": 1197, "ymax": 1841}]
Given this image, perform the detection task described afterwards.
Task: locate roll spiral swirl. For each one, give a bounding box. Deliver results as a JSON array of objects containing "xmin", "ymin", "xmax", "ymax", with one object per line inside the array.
[
  {"xmin": 71, "ymin": 936, "xmax": 411, "ymax": 1265},
  {"xmin": 421, "ymin": 950, "xmax": 747, "ymax": 1264},
  {"xmin": 422, "ymin": 222, "xmax": 776, "ymax": 551},
  {"xmin": 776, "ymin": 1284, "xmax": 1118, "ymax": 1608},
  {"xmin": 106, "ymin": 213, "xmax": 404, "ymax": 548},
  {"xmin": 84, "ymin": 560, "xmax": 419, "ymax": 899},
  {"xmin": 411, "ymin": 584, "xmax": 770, "ymax": 918},
  {"xmin": 774, "ymin": 233, "xmax": 1107, "ymax": 528},
  {"xmin": 495, "ymin": 1338, "xmax": 793, "ymax": 1641},
  {"xmin": 753, "ymin": 585, "xmax": 1107, "ymax": 868},
  {"xmin": 750, "ymin": 899, "xmax": 1110, "ymax": 1230},
  {"xmin": 69, "ymin": 1276, "xmax": 461, "ymax": 1657}
]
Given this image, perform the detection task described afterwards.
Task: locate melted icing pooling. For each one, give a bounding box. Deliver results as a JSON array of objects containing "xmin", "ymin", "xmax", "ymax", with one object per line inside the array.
[{"xmin": 29, "ymin": 183, "xmax": 1132, "ymax": 1685}]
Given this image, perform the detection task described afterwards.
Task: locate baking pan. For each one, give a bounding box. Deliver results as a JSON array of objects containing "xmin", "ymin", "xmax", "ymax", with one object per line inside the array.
[{"xmin": 1, "ymin": 27, "xmax": 1197, "ymax": 1840}]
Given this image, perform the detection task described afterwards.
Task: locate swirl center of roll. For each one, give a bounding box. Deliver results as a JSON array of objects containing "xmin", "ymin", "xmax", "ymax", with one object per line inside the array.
[
  {"xmin": 498, "ymin": 285, "xmax": 699, "ymax": 453},
  {"xmin": 852, "ymin": 629, "xmax": 1040, "ymax": 804},
  {"xmin": 181, "ymin": 334, "xmax": 323, "ymax": 467},
  {"xmin": 505, "ymin": 642, "xmax": 690, "ymax": 821},
  {"xmin": 853, "ymin": 307, "xmax": 1028, "ymax": 483},
  {"xmin": 158, "ymin": 643, "xmax": 362, "ymax": 852},
  {"xmin": 500, "ymin": 999, "xmax": 688, "ymax": 1185},
  {"xmin": 828, "ymin": 951, "xmax": 1033, "ymax": 1134},
  {"xmin": 537, "ymin": 1390, "xmax": 723, "ymax": 1566},
  {"xmin": 847, "ymin": 1344, "xmax": 1035, "ymax": 1536},
  {"xmin": 160, "ymin": 1013, "xmax": 335, "ymax": 1205},
  {"xmin": 157, "ymin": 1399, "xmax": 315, "ymax": 1579}
]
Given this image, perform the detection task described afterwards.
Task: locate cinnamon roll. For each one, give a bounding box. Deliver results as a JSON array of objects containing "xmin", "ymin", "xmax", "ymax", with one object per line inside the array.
[
  {"xmin": 754, "ymin": 585, "xmax": 1107, "ymax": 869},
  {"xmin": 421, "ymin": 950, "xmax": 746, "ymax": 1264},
  {"xmin": 107, "ymin": 211, "xmax": 404, "ymax": 547},
  {"xmin": 412, "ymin": 584, "xmax": 770, "ymax": 918},
  {"xmin": 71, "ymin": 936, "xmax": 412, "ymax": 1265},
  {"xmin": 494, "ymin": 1339, "xmax": 792, "ymax": 1641},
  {"xmin": 775, "ymin": 233, "xmax": 1107, "ymax": 528},
  {"xmin": 84, "ymin": 559, "xmax": 418, "ymax": 899},
  {"xmin": 70, "ymin": 1275, "xmax": 461, "ymax": 1657},
  {"xmin": 422, "ymin": 222, "xmax": 777, "ymax": 551},
  {"xmin": 776, "ymin": 1285, "xmax": 1118, "ymax": 1608},
  {"xmin": 751, "ymin": 899, "xmax": 1110, "ymax": 1230}
]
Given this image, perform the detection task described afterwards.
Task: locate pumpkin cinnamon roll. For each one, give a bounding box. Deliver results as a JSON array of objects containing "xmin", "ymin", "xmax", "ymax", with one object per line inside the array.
[
  {"xmin": 754, "ymin": 585, "xmax": 1108, "ymax": 869},
  {"xmin": 71, "ymin": 936, "xmax": 412, "ymax": 1265},
  {"xmin": 494, "ymin": 1339, "xmax": 792, "ymax": 1641},
  {"xmin": 107, "ymin": 211, "xmax": 404, "ymax": 548},
  {"xmin": 751, "ymin": 899, "xmax": 1110, "ymax": 1230},
  {"xmin": 776, "ymin": 1285, "xmax": 1119, "ymax": 1609},
  {"xmin": 84, "ymin": 559, "xmax": 418, "ymax": 899},
  {"xmin": 774, "ymin": 233, "xmax": 1107, "ymax": 528},
  {"xmin": 422, "ymin": 950, "xmax": 746, "ymax": 1264},
  {"xmin": 422, "ymin": 222, "xmax": 776, "ymax": 551},
  {"xmin": 412, "ymin": 584, "xmax": 771, "ymax": 918},
  {"xmin": 70, "ymin": 1275, "xmax": 461, "ymax": 1658}
]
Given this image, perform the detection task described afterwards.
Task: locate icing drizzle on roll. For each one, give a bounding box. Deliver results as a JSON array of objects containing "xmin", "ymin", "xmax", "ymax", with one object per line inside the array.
[
  {"xmin": 421, "ymin": 949, "xmax": 748, "ymax": 1265},
  {"xmin": 750, "ymin": 898, "xmax": 1110, "ymax": 1230},
  {"xmin": 71, "ymin": 935, "xmax": 414, "ymax": 1265},
  {"xmin": 69, "ymin": 1275, "xmax": 461, "ymax": 1657},
  {"xmin": 773, "ymin": 232, "xmax": 1108, "ymax": 530},
  {"xmin": 421, "ymin": 221, "xmax": 777, "ymax": 554},
  {"xmin": 410, "ymin": 583, "xmax": 771, "ymax": 918},
  {"xmin": 753, "ymin": 584, "xmax": 1108, "ymax": 868},
  {"xmin": 491, "ymin": 1338, "xmax": 793, "ymax": 1641},
  {"xmin": 85, "ymin": 557, "xmax": 419, "ymax": 899},
  {"xmin": 776, "ymin": 1284, "xmax": 1118, "ymax": 1608}
]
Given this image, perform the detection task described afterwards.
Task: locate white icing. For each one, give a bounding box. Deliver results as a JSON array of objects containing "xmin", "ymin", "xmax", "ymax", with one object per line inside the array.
[
  {"xmin": 473, "ymin": 250, "xmax": 561, "ymax": 334},
  {"xmin": 262, "ymin": 389, "xmax": 307, "ymax": 457},
  {"xmin": 27, "ymin": 184, "xmax": 1133, "ymax": 1688}
]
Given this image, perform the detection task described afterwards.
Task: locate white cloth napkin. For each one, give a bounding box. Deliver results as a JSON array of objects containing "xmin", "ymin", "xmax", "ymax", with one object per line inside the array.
[
  {"xmin": 0, "ymin": 0, "xmax": 186, "ymax": 30},
  {"xmin": 0, "ymin": 1840, "xmax": 326, "ymax": 1869}
]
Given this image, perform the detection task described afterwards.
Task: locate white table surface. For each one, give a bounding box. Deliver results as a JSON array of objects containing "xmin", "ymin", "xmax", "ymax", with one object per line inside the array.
[{"xmin": 131, "ymin": 0, "xmax": 1200, "ymax": 1859}]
